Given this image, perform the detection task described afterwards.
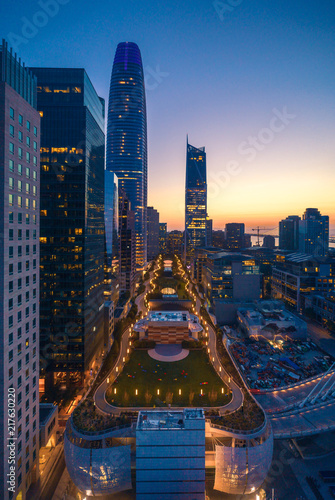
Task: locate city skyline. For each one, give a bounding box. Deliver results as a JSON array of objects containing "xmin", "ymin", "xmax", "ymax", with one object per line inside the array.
[
  {"xmin": 1, "ymin": 0, "xmax": 334, "ymax": 232},
  {"xmin": 1, "ymin": 3, "xmax": 335, "ymax": 495}
]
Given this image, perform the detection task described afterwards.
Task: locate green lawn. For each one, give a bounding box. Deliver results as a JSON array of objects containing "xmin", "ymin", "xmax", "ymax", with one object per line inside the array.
[{"xmin": 106, "ymin": 349, "xmax": 231, "ymax": 408}]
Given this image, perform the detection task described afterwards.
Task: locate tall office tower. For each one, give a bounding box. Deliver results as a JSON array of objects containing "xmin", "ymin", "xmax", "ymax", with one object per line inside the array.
[
  {"xmin": 147, "ymin": 206, "xmax": 160, "ymax": 261},
  {"xmin": 299, "ymin": 208, "xmax": 329, "ymax": 257},
  {"xmin": 185, "ymin": 140, "xmax": 207, "ymax": 262},
  {"xmin": 0, "ymin": 40, "xmax": 40, "ymax": 500},
  {"xmin": 167, "ymin": 230, "xmax": 184, "ymax": 258},
  {"xmin": 31, "ymin": 68, "xmax": 105, "ymax": 392},
  {"xmin": 279, "ymin": 215, "xmax": 300, "ymax": 251},
  {"xmin": 119, "ymin": 189, "xmax": 136, "ymax": 293},
  {"xmin": 212, "ymin": 230, "xmax": 225, "ymax": 249},
  {"xmin": 159, "ymin": 222, "xmax": 167, "ymax": 254},
  {"xmin": 107, "ymin": 42, "xmax": 148, "ymax": 269},
  {"xmin": 225, "ymin": 223, "xmax": 245, "ymax": 250}
]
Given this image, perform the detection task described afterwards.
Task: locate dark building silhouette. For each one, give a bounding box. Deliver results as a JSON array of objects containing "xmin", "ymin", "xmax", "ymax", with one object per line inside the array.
[
  {"xmin": 31, "ymin": 68, "xmax": 105, "ymax": 391},
  {"xmin": 106, "ymin": 42, "xmax": 148, "ymax": 268},
  {"xmin": 212, "ymin": 230, "xmax": 225, "ymax": 249},
  {"xmin": 147, "ymin": 206, "xmax": 159, "ymax": 261},
  {"xmin": 263, "ymin": 235, "xmax": 276, "ymax": 249},
  {"xmin": 299, "ymin": 208, "xmax": 329, "ymax": 257},
  {"xmin": 225, "ymin": 223, "xmax": 245, "ymax": 250},
  {"xmin": 279, "ymin": 215, "xmax": 300, "ymax": 251},
  {"xmin": 206, "ymin": 218, "xmax": 213, "ymax": 246}
]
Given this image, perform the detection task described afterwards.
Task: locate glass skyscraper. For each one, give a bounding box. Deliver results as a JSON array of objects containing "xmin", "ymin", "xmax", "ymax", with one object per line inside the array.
[
  {"xmin": 106, "ymin": 42, "xmax": 148, "ymax": 268},
  {"xmin": 185, "ymin": 139, "xmax": 207, "ymax": 261},
  {"xmin": 31, "ymin": 68, "xmax": 105, "ymax": 391}
]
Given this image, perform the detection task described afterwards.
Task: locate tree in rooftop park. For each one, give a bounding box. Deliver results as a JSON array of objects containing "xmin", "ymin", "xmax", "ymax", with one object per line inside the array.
[
  {"xmin": 165, "ymin": 391, "xmax": 173, "ymax": 405},
  {"xmin": 145, "ymin": 390, "xmax": 153, "ymax": 406},
  {"xmin": 123, "ymin": 391, "xmax": 130, "ymax": 406},
  {"xmin": 208, "ymin": 390, "xmax": 218, "ymax": 406}
]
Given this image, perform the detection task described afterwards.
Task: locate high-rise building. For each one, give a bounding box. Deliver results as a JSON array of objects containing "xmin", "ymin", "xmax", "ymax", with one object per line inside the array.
[
  {"xmin": 104, "ymin": 171, "xmax": 119, "ymax": 266},
  {"xmin": 0, "ymin": 40, "xmax": 40, "ymax": 500},
  {"xmin": 31, "ymin": 68, "xmax": 105, "ymax": 391},
  {"xmin": 212, "ymin": 230, "xmax": 225, "ymax": 249},
  {"xmin": 147, "ymin": 206, "xmax": 159, "ymax": 261},
  {"xmin": 136, "ymin": 409, "xmax": 206, "ymax": 500},
  {"xmin": 185, "ymin": 140, "xmax": 207, "ymax": 261},
  {"xmin": 159, "ymin": 222, "xmax": 167, "ymax": 254},
  {"xmin": 203, "ymin": 252, "xmax": 260, "ymax": 302},
  {"xmin": 225, "ymin": 223, "xmax": 245, "ymax": 250},
  {"xmin": 167, "ymin": 230, "xmax": 184, "ymax": 258},
  {"xmin": 299, "ymin": 208, "xmax": 329, "ymax": 257},
  {"xmin": 206, "ymin": 218, "xmax": 213, "ymax": 246},
  {"xmin": 104, "ymin": 170, "xmax": 119, "ymax": 304},
  {"xmin": 279, "ymin": 215, "xmax": 300, "ymax": 251},
  {"xmin": 119, "ymin": 189, "xmax": 136, "ymax": 293},
  {"xmin": 106, "ymin": 42, "xmax": 148, "ymax": 268}
]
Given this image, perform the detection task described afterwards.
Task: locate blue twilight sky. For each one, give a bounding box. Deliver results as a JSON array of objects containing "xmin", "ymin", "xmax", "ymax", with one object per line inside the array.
[{"xmin": 2, "ymin": 0, "xmax": 335, "ymax": 231}]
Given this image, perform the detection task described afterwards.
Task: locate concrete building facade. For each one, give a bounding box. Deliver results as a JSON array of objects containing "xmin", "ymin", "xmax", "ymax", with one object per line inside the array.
[{"xmin": 0, "ymin": 40, "xmax": 40, "ymax": 500}]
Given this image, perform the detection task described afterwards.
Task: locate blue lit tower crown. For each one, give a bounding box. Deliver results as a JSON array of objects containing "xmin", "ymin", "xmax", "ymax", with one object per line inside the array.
[{"xmin": 106, "ymin": 42, "xmax": 148, "ymax": 268}]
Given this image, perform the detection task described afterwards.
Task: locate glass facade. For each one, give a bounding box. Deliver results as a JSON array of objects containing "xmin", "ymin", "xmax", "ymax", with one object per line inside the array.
[
  {"xmin": 31, "ymin": 68, "xmax": 105, "ymax": 388},
  {"xmin": 185, "ymin": 141, "xmax": 207, "ymax": 261},
  {"xmin": 0, "ymin": 40, "xmax": 36, "ymax": 107},
  {"xmin": 106, "ymin": 42, "xmax": 148, "ymax": 268},
  {"xmin": 225, "ymin": 223, "xmax": 245, "ymax": 250},
  {"xmin": 299, "ymin": 208, "xmax": 329, "ymax": 257},
  {"xmin": 159, "ymin": 222, "xmax": 167, "ymax": 253},
  {"xmin": 119, "ymin": 189, "xmax": 136, "ymax": 292},
  {"xmin": 104, "ymin": 170, "xmax": 119, "ymax": 264}
]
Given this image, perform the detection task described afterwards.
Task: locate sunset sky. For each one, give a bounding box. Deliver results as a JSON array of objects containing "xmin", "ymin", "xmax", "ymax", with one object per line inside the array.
[{"xmin": 2, "ymin": 0, "xmax": 334, "ymax": 232}]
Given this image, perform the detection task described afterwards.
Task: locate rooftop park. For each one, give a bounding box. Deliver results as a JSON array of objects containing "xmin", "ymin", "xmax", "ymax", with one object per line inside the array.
[
  {"xmin": 106, "ymin": 349, "xmax": 231, "ymax": 408},
  {"xmin": 147, "ymin": 257, "xmax": 190, "ymax": 301}
]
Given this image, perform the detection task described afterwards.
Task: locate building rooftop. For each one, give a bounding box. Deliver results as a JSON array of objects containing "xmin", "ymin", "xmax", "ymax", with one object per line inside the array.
[
  {"xmin": 149, "ymin": 311, "xmax": 189, "ymax": 322},
  {"xmin": 40, "ymin": 403, "xmax": 57, "ymax": 426},
  {"xmin": 137, "ymin": 409, "xmax": 204, "ymax": 430}
]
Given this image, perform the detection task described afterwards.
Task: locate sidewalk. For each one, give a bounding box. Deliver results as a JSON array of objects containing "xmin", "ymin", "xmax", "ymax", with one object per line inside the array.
[
  {"xmin": 52, "ymin": 466, "xmax": 72, "ymax": 500},
  {"xmin": 27, "ymin": 443, "xmax": 64, "ymax": 500},
  {"xmin": 40, "ymin": 443, "xmax": 64, "ymax": 491}
]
